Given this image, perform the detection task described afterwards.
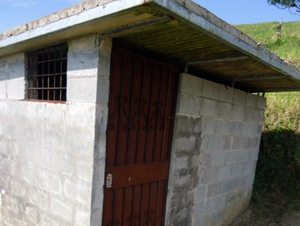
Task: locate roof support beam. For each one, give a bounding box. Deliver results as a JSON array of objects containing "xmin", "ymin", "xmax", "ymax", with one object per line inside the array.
[
  {"xmin": 105, "ymin": 17, "xmax": 171, "ymax": 37},
  {"xmin": 187, "ymin": 55, "xmax": 249, "ymax": 66},
  {"xmin": 235, "ymin": 74, "xmax": 285, "ymax": 82}
]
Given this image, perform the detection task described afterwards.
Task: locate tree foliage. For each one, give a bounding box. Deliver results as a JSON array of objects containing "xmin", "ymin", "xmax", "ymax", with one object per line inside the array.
[{"xmin": 268, "ymin": 0, "xmax": 300, "ymax": 12}]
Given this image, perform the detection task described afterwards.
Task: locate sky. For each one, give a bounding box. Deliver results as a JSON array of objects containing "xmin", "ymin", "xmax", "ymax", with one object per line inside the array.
[{"xmin": 0, "ymin": 0, "xmax": 299, "ymax": 33}]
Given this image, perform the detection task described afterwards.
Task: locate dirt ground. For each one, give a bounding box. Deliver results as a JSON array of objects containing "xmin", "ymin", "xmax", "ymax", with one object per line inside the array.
[{"xmin": 232, "ymin": 208, "xmax": 300, "ymax": 226}]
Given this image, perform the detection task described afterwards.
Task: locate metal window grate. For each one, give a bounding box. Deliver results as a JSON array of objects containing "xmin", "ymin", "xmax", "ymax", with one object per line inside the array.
[{"xmin": 27, "ymin": 43, "xmax": 68, "ymax": 102}]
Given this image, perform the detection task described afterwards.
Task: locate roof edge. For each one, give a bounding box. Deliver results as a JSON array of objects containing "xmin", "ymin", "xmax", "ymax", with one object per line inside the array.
[
  {"xmin": 0, "ymin": 0, "xmax": 152, "ymax": 49},
  {"xmin": 152, "ymin": 0, "xmax": 300, "ymax": 83}
]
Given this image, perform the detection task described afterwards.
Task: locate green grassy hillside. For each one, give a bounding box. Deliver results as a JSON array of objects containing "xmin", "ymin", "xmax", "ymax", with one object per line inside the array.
[
  {"xmin": 237, "ymin": 22, "xmax": 300, "ymax": 67},
  {"xmin": 235, "ymin": 22, "xmax": 300, "ymax": 217}
]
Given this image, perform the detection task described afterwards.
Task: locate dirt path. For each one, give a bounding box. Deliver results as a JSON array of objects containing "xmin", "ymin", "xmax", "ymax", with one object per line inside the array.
[
  {"xmin": 232, "ymin": 209, "xmax": 300, "ymax": 226},
  {"xmin": 280, "ymin": 212, "xmax": 300, "ymax": 226}
]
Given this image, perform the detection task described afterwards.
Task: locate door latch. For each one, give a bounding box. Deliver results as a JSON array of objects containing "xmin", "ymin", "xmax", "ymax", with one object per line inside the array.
[{"xmin": 106, "ymin": 173, "xmax": 113, "ymax": 188}]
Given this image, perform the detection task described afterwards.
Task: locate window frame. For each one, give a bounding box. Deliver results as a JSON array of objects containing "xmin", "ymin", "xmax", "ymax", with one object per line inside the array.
[{"xmin": 26, "ymin": 43, "xmax": 68, "ymax": 103}]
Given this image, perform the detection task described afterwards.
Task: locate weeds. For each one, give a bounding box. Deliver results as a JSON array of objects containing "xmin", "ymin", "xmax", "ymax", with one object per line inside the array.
[{"xmin": 252, "ymin": 93, "xmax": 300, "ymax": 218}]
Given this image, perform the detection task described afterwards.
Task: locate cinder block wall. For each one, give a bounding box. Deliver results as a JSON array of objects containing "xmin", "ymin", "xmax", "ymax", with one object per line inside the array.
[
  {"xmin": 0, "ymin": 34, "xmax": 111, "ymax": 226},
  {"xmin": 165, "ymin": 73, "xmax": 266, "ymax": 226}
]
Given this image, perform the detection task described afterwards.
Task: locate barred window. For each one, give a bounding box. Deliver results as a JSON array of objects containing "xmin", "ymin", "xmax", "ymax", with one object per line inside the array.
[{"xmin": 27, "ymin": 43, "xmax": 68, "ymax": 102}]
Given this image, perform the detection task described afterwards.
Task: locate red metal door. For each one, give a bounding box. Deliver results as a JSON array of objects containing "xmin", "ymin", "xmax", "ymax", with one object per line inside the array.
[{"xmin": 102, "ymin": 48, "xmax": 179, "ymax": 226}]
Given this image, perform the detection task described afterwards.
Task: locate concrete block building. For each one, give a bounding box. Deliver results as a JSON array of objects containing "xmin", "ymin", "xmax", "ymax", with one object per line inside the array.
[{"xmin": 0, "ymin": 0, "xmax": 299, "ymax": 226}]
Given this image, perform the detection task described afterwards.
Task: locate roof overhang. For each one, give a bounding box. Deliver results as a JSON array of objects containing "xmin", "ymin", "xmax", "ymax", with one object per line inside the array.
[{"xmin": 1, "ymin": 0, "xmax": 300, "ymax": 92}]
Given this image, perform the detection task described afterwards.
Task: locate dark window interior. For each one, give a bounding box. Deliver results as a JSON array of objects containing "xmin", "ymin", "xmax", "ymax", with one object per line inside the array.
[{"xmin": 27, "ymin": 43, "xmax": 68, "ymax": 102}]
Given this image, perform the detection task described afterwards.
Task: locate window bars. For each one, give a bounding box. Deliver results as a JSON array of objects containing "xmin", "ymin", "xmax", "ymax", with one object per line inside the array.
[{"xmin": 27, "ymin": 43, "xmax": 68, "ymax": 102}]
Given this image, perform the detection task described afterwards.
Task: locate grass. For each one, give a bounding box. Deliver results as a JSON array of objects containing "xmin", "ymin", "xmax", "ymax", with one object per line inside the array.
[
  {"xmin": 236, "ymin": 22, "xmax": 300, "ymax": 67},
  {"xmin": 234, "ymin": 22, "xmax": 300, "ymax": 217}
]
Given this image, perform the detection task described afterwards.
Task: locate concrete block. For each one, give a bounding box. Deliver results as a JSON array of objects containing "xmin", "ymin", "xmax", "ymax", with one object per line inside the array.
[
  {"xmin": 205, "ymin": 196, "xmax": 226, "ymax": 213},
  {"xmin": 229, "ymin": 121, "xmax": 243, "ymax": 135},
  {"xmin": 210, "ymin": 209, "xmax": 224, "ymax": 225},
  {"xmin": 216, "ymin": 120, "xmax": 236, "ymax": 135},
  {"xmin": 6, "ymin": 78, "xmax": 25, "ymax": 100},
  {"xmin": 238, "ymin": 150, "xmax": 250, "ymax": 163},
  {"xmin": 174, "ymin": 174, "xmax": 191, "ymax": 188},
  {"xmin": 222, "ymin": 136, "xmax": 233, "ymax": 151},
  {"xmin": 202, "ymin": 168, "xmax": 218, "ymax": 184},
  {"xmin": 175, "ymin": 136, "xmax": 196, "ymax": 152},
  {"xmin": 245, "ymin": 93, "xmax": 258, "ymax": 108},
  {"xmin": 0, "ymin": 175, "xmax": 10, "ymax": 192},
  {"xmin": 6, "ymin": 53, "xmax": 25, "ymax": 80},
  {"xmin": 28, "ymin": 189, "xmax": 48, "ymax": 211},
  {"xmin": 233, "ymin": 89, "xmax": 246, "ymax": 106},
  {"xmin": 225, "ymin": 151, "xmax": 240, "ymax": 165},
  {"xmin": 97, "ymin": 77, "xmax": 109, "ymax": 105},
  {"xmin": 75, "ymin": 208, "xmax": 90, "ymax": 226},
  {"xmin": 231, "ymin": 105, "xmax": 245, "ymax": 121},
  {"xmin": 180, "ymin": 73, "xmax": 203, "ymax": 96},
  {"xmin": 37, "ymin": 169, "xmax": 62, "ymax": 194},
  {"xmin": 196, "ymin": 186, "xmax": 207, "ymax": 203},
  {"xmin": 219, "ymin": 85, "xmax": 234, "ymax": 103},
  {"xmin": 243, "ymin": 162, "xmax": 256, "ymax": 175},
  {"xmin": 243, "ymin": 108, "xmax": 257, "ymax": 122},
  {"xmin": 10, "ymin": 179, "xmax": 26, "ymax": 198},
  {"xmin": 50, "ymin": 197, "xmax": 73, "ymax": 222},
  {"xmin": 49, "ymin": 174, "xmax": 62, "ymax": 195},
  {"xmin": 25, "ymin": 206, "xmax": 38, "ymax": 225},
  {"xmin": 220, "ymin": 179, "xmax": 233, "ymax": 193},
  {"xmin": 0, "ymin": 80, "xmax": 6, "ymax": 99},
  {"xmin": 201, "ymin": 117, "xmax": 218, "ymax": 134},
  {"xmin": 242, "ymin": 122, "xmax": 258, "ymax": 135},
  {"xmin": 69, "ymin": 34, "xmax": 98, "ymax": 52},
  {"xmin": 218, "ymin": 102, "xmax": 233, "ymax": 119},
  {"xmin": 175, "ymin": 156, "xmax": 188, "ymax": 170},
  {"xmin": 75, "ymin": 160, "xmax": 93, "ymax": 183},
  {"xmin": 200, "ymin": 99, "xmax": 218, "ymax": 117},
  {"xmin": 68, "ymin": 36, "xmax": 99, "ymax": 75},
  {"xmin": 40, "ymin": 214, "xmax": 60, "ymax": 226},
  {"xmin": 202, "ymin": 153, "xmax": 211, "ymax": 168},
  {"xmin": 177, "ymin": 94, "xmax": 201, "ymax": 115},
  {"xmin": 192, "ymin": 215, "xmax": 209, "ymax": 226},
  {"xmin": 193, "ymin": 117, "xmax": 203, "ymax": 133},
  {"xmin": 191, "ymin": 154, "xmax": 200, "ymax": 169},
  {"xmin": 202, "ymin": 79, "xmax": 220, "ymax": 100},
  {"xmin": 231, "ymin": 164, "xmax": 244, "ymax": 178},
  {"xmin": 20, "ymin": 162, "xmax": 36, "ymax": 186},
  {"xmin": 249, "ymin": 149, "xmax": 259, "ymax": 161},
  {"xmin": 50, "ymin": 153, "xmax": 73, "ymax": 176},
  {"xmin": 201, "ymin": 134, "xmax": 223, "ymax": 153},
  {"xmin": 210, "ymin": 153, "xmax": 225, "ymax": 167},
  {"xmin": 225, "ymin": 190, "xmax": 246, "ymax": 206},
  {"xmin": 3, "ymin": 195, "xmax": 19, "ymax": 215},
  {"xmin": 248, "ymin": 135, "xmax": 261, "ymax": 150},
  {"xmin": 193, "ymin": 201, "xmax": 204, "ymax": 217},
  {"xmin": 245, "ymin": 173, "xmax": 256, "ymax": 186},
  {"xmin": 98, "ymin": 36, "xmax": 112, "ymax": 77},
  {"xmin": 232, "ymin": 136, "xmax": 244, "ymax": 150},
  {"xmin": 257, "ymin": 96, "xmax": 267, "ymax": 110},
  {"xmin": 64, "ymin": 179, "xmax": 92, "ymax": 207},
  {"xmin": 207, "ymin": 183, "xmax": 222, "ymax": 198},
  {"xmin": 219, "ymin": 165, "xmax": 232, "ymax": 180},
  {"xmin": 0, "ymin": 157, "xmax": 11, "ymax": 176},
  {"xmin": 67, "ymin": 77, "xmax": 98, "ymax": 103}
]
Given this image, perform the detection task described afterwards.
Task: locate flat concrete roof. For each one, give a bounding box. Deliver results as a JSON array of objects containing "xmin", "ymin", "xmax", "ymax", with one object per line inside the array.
[{"xmin": 1, "ymin": 0, "xmax": 300, "ymax": 92}]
